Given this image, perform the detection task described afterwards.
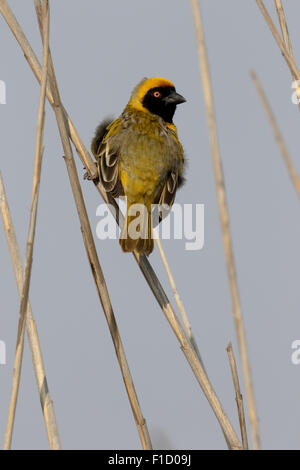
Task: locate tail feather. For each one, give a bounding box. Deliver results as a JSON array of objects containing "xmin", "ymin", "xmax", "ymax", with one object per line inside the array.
[{"xmin": 120, "ymin": 203, "xmax": 154, "ymax": 256}]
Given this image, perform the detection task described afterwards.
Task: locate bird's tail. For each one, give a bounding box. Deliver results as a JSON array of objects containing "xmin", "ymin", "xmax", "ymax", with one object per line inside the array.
[{"xmin": 120, "ymin": 201, "xmax": 154, "ymax": 256}]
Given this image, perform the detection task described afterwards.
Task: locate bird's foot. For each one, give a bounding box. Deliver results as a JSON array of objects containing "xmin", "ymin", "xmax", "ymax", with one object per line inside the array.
[{"xmin": 83, "ymin": 168, "xmax": 98, "ymax": 182}]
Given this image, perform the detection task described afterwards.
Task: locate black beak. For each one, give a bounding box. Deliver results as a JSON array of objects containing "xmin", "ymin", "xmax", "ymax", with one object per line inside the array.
[{"xmin": 164, "ymin": 91, "xmax": 186, "ymax": 105}]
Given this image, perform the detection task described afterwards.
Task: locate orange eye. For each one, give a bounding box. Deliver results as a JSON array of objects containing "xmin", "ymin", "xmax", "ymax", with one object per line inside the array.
[{"xmin": 153, "ymin": 91, "xmax": 161, "ymax": 98}]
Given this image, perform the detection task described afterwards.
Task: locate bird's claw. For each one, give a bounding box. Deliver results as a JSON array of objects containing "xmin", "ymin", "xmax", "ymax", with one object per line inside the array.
[{"xmin": 83, "ymin": 168, "xmax": 98, "ymax": 181}]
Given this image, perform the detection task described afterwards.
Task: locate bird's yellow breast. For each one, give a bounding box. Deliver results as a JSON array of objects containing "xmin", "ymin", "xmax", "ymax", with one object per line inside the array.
[{"xmin": 117, "ymin": 109, "xmax": 180, "ymax": 202}]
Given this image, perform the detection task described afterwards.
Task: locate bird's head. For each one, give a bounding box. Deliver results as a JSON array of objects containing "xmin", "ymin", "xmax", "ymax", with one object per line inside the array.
[{"xmin": 128, "ymin": 77, "xmax": 186, "ymax": 123}]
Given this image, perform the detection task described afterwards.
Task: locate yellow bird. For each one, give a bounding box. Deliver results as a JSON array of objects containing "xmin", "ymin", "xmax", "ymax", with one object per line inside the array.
[{"xmin": 91, "ymin": 77, "xmax": 186, "ymax": 255}]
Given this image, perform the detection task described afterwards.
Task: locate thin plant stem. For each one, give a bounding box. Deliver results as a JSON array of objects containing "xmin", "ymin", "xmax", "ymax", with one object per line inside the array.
[
  {"xmin": 274, "ymin": 0, "xmax": 300, "ymax": 110},
  {"xmin": 250, "ymin": 69, "xmax": 300, "ymax": 199},
  {"xmin": 274, "ymin": 0, "xmax": 293, "ymax": 52},
  {"xmin": 3, "ymin": 0, "xmax": 49, "ymax": 450},
  {"xmin": 190, "ymin": 0, "xmax": 260, "ymax": 449},
  {"xmin": 256, "ymin": 1, "xmax": 300, "ymax": 81},
  {"xmin": 153, "ymin": 229, "xmax": 203, "ymax": 366},
  {"xmin": 226, "ymin": 343, "xmax": 248, "ymax": 450},
  {"xmin": 0, "ymin": 173, "xmax": 61, "ymax": 449}
]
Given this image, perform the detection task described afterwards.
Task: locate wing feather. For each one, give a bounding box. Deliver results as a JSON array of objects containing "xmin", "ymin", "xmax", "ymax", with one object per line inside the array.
[
  {"xmin": 157, "ymin": 171, "xmax": 178, "ymax": 222},
  {"xmin": 91, "ymin": 118, "xmax": 124, "ymax": 198}
]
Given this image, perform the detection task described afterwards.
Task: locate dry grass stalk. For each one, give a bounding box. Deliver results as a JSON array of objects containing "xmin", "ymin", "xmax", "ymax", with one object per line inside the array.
[
  {"xmin": 250, "ymin": 69, "xmax": 300, "ymax": 199},
  {"xmin": 33, "ymin": 0, "xmax": 152, "ymax": 450},
  {"xmin": 154, "ymin": 230, "xmax": 203, "ymax": 364},
  {"xmin": 0, "ymin": 0, "xmax": 97, "ymax": 180},
  {"xmin": 190, "ymin": 0, "xmax": 260, "ymax": 449},
  {"xmin": 0, "ymin": 173, "xmax": 61, "ymax": 449},
  {"xmin": 0, "ymin": 0, "xmax": 243, "ymax": 449},
  {"xmin": 226, "ymin": 343, "xmax": 248, "ymax": 450},
  {"xmin": 3, "ymin": 0, "xmax": 49, "ymax": 450},
  {"xmin": 256, "ymin": 0, "xmax": 300, "ymax": 81},
  {"xmin": 274, "ymin": 0, "xmax": 300, "ymax": 109},
  {"xmin": 274, "ymin": 0, "xmax": 292, "ymax": 52}
]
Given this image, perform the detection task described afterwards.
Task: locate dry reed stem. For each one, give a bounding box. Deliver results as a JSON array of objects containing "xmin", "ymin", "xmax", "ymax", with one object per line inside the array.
[
  {"xmin": 3, "ymin": 1, "xmax": 49, "ymax": 450},
  {"xmin": 226, "ymin": 343, "xmax": 248, "ymax": 450},
  {"xmin": 33, "ymin": 0, "xmax": 152, "ymax": 450},
  {"xmin": 256, "ymin": 1, "xmax": 300, "ymax": 82},
  {"xmin": 250, "ymin": 69, "xmax": 300, "ymax": 199},
  {"xmin": 0, "ymin": 173, "xmax": 61, "ymax": 449},
  {"xmin": 191, "ymin": 0, "xmax": 260, "ymax": 449},
  {"xmin": 274, "ymin": 0, "xmax": 292, "ymax": 52},
  {"xmin": 153, "ymin": 230, "xmax": 203, "ymax": 365},
  {"xmin": 274, "ymin": 0, "xmax": 300, "ymax": 110},
  {"xmin": 0, "ymin": 0, "xmax": 243, "ymax": 449}
]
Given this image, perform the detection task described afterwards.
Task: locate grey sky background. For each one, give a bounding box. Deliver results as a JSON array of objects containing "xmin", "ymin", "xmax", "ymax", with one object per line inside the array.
[{"xmin": 1, "ymin": 0, "xmax": 300, "ymax": 450}]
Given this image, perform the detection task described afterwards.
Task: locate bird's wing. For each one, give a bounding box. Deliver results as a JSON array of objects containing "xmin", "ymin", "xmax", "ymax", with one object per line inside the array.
[
  {"xmin": 91, "ymin": 118, "xmax": 124, "ymax": 198},
  {"xmin": 157, "ymin": 127, "xmax": 185, "ymax": 222},
  {"xmin": 157, "ymin": 171, "xmax": 179, "ymax": 222}
]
